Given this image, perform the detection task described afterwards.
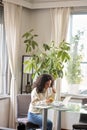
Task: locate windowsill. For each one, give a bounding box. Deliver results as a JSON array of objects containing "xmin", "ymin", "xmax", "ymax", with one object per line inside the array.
[
  {"xmin": 61, "ymin": 92, "xmax": 87, "ymax": 100},
  {"xmin": 0, "ymin": 95, "xmax": 10, "ymax": 100}
]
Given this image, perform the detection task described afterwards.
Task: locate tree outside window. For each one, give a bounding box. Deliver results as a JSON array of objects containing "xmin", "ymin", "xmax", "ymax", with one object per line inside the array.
[{"xmin": 61, "ymin": 14, "xmax": 87, "ymax": 95}]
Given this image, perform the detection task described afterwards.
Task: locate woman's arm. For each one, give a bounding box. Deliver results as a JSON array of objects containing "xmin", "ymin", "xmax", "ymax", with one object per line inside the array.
[
  {"xmin": 31, "ymin": 89, "xmax": 46, "ymax": 105},
  {"xmin": 46, "ymin": 87, "xmax": 56, "ymax": 103}
]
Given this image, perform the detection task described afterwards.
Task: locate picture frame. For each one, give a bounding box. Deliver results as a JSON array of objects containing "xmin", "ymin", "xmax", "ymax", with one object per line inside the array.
[{"xmin": 21, "ymin": 55, "xmax": 33, "ymax": 93}]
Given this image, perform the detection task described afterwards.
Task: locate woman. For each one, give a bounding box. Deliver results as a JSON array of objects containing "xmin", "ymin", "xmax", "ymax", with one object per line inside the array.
[{"xmin": 28, "ymin": 73, "xmax": 56, "ymax": 130}]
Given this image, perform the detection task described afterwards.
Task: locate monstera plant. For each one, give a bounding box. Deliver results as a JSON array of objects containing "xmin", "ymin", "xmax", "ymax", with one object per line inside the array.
[{"xmin": 22, "ymin": 29, "xmax": 70, "ymax": 80}]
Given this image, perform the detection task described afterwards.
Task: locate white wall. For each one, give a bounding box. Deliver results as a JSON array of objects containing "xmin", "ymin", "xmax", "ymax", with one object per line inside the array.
[
  {"xmin": 21, "ymin": 7, "xmax": 52, "ymax": 56},
  {"xmin": 0, "ymin": 98, "xmax": 10, "ymax": 127},
  {"xmin": 30, "ymin": 9, "xmax": 51, "ymax": 44}
]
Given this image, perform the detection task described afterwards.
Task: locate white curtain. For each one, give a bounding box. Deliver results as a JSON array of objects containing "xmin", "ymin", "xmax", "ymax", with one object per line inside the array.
[
  {"xmin": 50, "ymin": 7, "xmax": 70, "ymax": 130},
  {"xmin": 4, "ymin": 2, "xmax": 22, "ymax": 128},
  {"xmin": 51, "ymin": 7, "xmax": 70, "ymax": 100},
  {"xmin": 51, "ymin": 7, "xmax": 70, "ymax": 44}
]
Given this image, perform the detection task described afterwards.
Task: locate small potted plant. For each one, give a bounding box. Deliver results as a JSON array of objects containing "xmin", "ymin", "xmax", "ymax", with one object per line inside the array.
[{"xmin": 22, "ymin": 29, "xmax": 70, "ymax": 80}]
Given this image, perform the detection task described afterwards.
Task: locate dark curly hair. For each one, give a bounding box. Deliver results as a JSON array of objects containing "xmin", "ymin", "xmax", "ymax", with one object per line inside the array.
[{"xmin": 32, "ymin": 74, "xmax": 54, "ymax": 93}]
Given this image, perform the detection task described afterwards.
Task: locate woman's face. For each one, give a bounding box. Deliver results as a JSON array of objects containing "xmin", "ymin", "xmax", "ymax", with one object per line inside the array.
[{"xmin": 45, "ymin": 80, "xmax": 52, "ymax": 89}]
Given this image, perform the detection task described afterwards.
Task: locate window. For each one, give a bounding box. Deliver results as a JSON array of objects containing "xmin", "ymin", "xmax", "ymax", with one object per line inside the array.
[
  {"xmin": 0, "ymin": 5, "xmax": 10, "ymax": 95},
  {"xmin": 61, "ymin": 10, "xmax": 87, "ymax": 96}
]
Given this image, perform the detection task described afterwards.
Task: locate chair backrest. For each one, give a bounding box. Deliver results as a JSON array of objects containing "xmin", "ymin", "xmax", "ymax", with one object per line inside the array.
[
  {"xmin": 17, "ymin": 94, "xmax": 31, "ymax": 118},
  {"xmin": 79, "ymin": 98, "xmax": 87, "ymax": 123}
]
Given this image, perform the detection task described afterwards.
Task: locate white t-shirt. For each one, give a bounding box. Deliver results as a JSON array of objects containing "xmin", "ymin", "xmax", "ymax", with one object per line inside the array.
[{"xmin": 28, "ymin": 87, "xmax": 55, "ymax": 114}]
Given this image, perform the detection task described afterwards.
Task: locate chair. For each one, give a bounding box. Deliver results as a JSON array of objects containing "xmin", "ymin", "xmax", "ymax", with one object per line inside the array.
[
  {"xmin": 72, "ymin": 98, "xmax": 87, "ymax": 130},
  {"xmin": 16, "ymin": 94, "xmax": 40, "ymax": 130}
]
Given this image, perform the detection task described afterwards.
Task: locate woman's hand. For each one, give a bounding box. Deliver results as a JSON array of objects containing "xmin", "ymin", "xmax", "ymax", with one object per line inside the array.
[{"xmin": 46, "ymin": 97, "xmax": 54, "ymax": 104}]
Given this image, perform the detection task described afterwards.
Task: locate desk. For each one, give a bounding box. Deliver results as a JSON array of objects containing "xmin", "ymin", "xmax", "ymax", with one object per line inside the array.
[{"xmin": 35, "ymin": 102, "xmax": 87, "ymax": 130}]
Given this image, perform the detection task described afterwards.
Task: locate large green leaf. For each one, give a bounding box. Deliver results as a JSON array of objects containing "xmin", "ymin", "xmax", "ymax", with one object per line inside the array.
[{"xmin": 22, "ymin": 29, "xmax": 70, "ymax": 80}]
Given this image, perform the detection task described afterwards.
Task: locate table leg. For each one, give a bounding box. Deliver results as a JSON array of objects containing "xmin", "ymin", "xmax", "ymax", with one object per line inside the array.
[
  {"xmin": 42, "ymin": 108, "xmax": 47, "ymax": 130},
  {"xmin": 57, "ymin": 111, "xmax": 61, "ymax": 130}
]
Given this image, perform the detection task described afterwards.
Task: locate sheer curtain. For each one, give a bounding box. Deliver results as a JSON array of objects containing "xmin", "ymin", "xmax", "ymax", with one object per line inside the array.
[
  {"xmin": 51, "ymin": 7, "xmax": 70, "ymax": 100},
  {"xmin": 4, "ymin": 2, "xmax": 22, "ymax": 128},
  {"xmin": 50, "ymin": 7, "xmax": 70, "ymax": 129}
]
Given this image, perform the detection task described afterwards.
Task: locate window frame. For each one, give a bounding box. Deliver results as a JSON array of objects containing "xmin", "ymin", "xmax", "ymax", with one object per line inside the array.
[{"xmin": 61, "ymin": 7, "xmax": 87, "ymax": 98}]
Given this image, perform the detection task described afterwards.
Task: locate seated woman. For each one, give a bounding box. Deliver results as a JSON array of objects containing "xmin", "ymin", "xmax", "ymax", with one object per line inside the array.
[{"xmin": 28, "ymin": 73, "xmax": 56, "ymax": 130}]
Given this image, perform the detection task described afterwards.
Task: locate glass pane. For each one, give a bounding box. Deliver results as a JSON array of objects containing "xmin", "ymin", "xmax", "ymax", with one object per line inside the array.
[
  {"xmin": 0, "ymin": 6, "xmax": 9, "ymax": 95},
  {"xmin": 61, "ymin": 14, "xmax": 87, "ymax": 96}
]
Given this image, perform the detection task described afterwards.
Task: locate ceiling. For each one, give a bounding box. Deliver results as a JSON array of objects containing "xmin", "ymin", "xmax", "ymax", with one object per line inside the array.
[
  {"xmin": 25, "ymin": 0, "xmax": 81, "ymax": 3},
  {"xmin": 22, "ymin": 0, "xmax": 87, "ymax": 9},
  {"xmin": 5, "ymin": 0, "xmax": 86, "ymax": 9}
]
